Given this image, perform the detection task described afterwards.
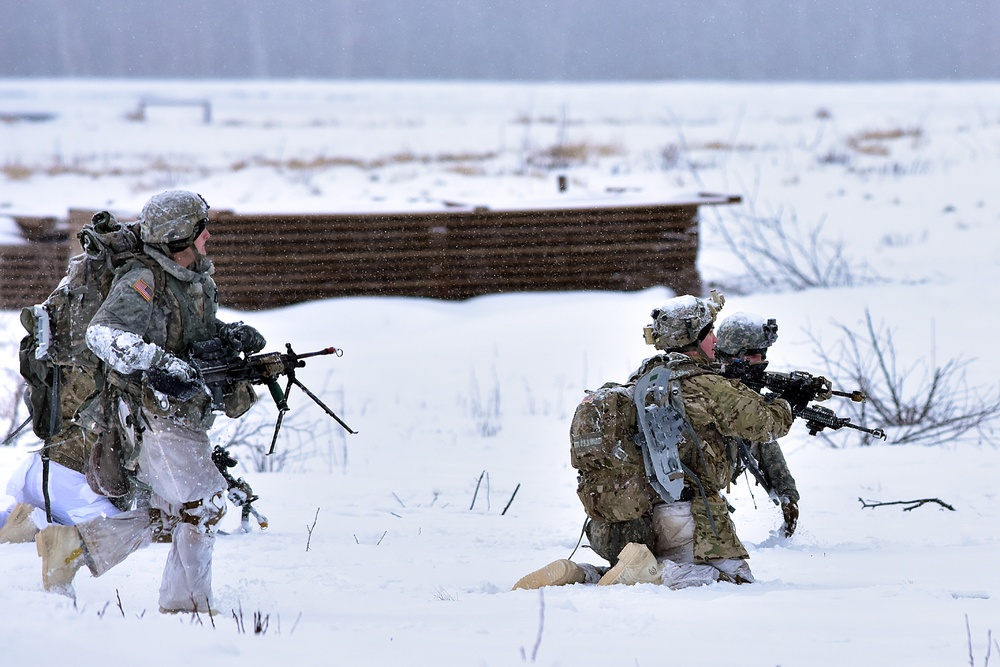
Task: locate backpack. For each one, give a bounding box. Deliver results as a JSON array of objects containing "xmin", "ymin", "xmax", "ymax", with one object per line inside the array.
[
  {"xmin": 18, "ymin": 212, "xmax": 141, "ymax": 439},
  {"xmin": 569, "ymin": 382, "xmax": 659, "ymax": 522},
  {"xmin": 17, "ymin": 211, "xmax": 150, "ymax": 498}
]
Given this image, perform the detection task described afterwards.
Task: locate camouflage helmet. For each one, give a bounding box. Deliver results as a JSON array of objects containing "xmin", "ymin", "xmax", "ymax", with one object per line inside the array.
[
  {"xmin": 644, "ymin": 290, "xmax": 725, "ymax": 350},
  {"xmin": 138, "ymin": 190, "xmax": 209, "ymax": 250},
  {"xmin": 715, "ymin": 312, "xmax": 778, "ymax": 359}
]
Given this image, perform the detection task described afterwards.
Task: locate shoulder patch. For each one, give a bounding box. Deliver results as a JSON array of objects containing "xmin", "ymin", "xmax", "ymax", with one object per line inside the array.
[{"xmin": 132, "ymin": 278, "xmax": 154, "ymax": 302}]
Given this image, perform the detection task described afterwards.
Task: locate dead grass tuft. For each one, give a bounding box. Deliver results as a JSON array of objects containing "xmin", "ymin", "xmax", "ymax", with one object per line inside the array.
[
  {"xmin": 847, "ymin": 127, "xmax": 923, "ymax": 156},
  {"xmin": 528, "ymin": 141, "xmax": 624, "ymax": 168},
  {"xmin": 2, "ymin": 163, "xmax": 34, "ymax": 180}
]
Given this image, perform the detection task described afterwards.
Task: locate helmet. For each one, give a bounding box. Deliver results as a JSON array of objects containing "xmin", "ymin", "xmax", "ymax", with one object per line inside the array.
[
  {"xmin": 715, "ymin": 312, "xmax": 778, "ymax": 359},
  {"xmin": 138, "ymin": 190, "xmax": 209, "ymax": 250},
  {"xmin": 644, "ymin": 290, "xmax": 725, "ymax": 350}
]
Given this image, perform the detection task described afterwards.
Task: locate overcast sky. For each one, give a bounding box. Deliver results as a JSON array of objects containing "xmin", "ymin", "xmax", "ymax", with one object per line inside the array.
[{"xmin": 2, "ymin": 1, "xmax": 998, "ymax": 80}]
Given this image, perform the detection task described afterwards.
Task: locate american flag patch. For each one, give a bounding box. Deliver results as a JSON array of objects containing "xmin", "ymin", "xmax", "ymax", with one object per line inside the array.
[{"xmin": 132, "ymin": 278, "xmax": 154, "ymax": 302}]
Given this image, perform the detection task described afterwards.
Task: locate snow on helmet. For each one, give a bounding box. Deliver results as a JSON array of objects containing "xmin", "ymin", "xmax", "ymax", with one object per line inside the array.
[
  {"xmin": 643, "ymin": 290, "xmax": 725, "ymax": 350},
  {"xmin": 715, "ymin": 312, "xmax": 779, "ymax": 360},
  {"xmin": 138, "ymin": 190, "xmax": 209, "ymax": 251}
]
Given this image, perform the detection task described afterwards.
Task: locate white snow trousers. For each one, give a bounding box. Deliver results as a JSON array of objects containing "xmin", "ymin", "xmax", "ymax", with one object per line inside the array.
[
  {"xmin": 651, "ymin": 501, "xmax": 754, "ymax": 588},
  {"xmin": 77, "ymin": 413, "xmax": 227, "ymax": 612},
  {"xmin": 1, "ymin": 453, "xmax": 121, "ymax": 528}
]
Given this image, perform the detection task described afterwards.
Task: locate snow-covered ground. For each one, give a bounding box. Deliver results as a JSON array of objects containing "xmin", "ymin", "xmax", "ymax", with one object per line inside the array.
[{"xmin": 2, "ymin": 79, "xmax": 1000, "ymax": 665}]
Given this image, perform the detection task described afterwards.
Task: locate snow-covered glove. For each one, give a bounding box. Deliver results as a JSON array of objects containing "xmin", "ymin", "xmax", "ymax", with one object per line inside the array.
[
  {"xmin": 146, "ymin": 353, "xmax": 205, "ymax": 401},
  {"xmin": 780, "ymin": 497, "xmax": 799, "ymax": 538},
  {"xmin": 218, "ymin": 321, "xmax": 267, "ymax": 355}
]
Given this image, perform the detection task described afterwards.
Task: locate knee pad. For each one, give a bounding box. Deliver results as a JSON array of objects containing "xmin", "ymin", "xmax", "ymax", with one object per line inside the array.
[
  {"xmin": 179, "ymin": 492, "xmax": 227, "ymax": 532},
  {"xmin": 652, "ymin": 501, "xmax": 695, "ymax": 562}
]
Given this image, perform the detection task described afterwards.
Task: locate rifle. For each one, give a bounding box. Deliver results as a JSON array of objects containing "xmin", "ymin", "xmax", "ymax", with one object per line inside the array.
[
  {"xmin": 723, "ymin": 359, "xmax": 886, "ymax": 441},
  {"xmin": 190, "ymin": 341, "xmax": 358, "ymax": 454},
  {"xmin": 722, "ymin": 359, "xmax": 865, "ymax": 404},
  {"xmin": 796, "ymin": 404, "xmax": 887, "ymax": 440},
  {"xmin": 733, "ymin": 439, "xmax": 780, "ymax": 505},
  {"xmin": 211, "ymin": 445, "xmax": 268, "ymax": 532}
]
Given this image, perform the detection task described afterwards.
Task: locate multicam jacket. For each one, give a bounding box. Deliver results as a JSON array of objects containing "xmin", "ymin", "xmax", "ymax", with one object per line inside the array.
[{"xmin": 630, "ymin": 352, "xmax": 794, "ymax": 560}]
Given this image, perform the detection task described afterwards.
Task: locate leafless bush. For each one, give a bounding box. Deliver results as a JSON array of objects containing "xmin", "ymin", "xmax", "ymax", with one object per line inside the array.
[
  {"xmin": 809, "ymin": 310, "xmax": 1000, "ymax": 446},
  {"xmin": 711, "ymin": 201, "xmax": 881, "ymax": 293},
  {"xmin": 212, "ymin": 402, "xmax": 337, "ymax": 473},
  {"xmin": 1, "ymin": 336, "xmax": 30, "ymax": 446},
  {"xmin": 1, "ymin": 373, "xmax": 28, "ymax": 446}
]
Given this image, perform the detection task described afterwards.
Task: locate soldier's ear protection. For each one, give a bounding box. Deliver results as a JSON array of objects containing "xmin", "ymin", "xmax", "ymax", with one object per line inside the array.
[
  {"xmin": 643, "ymin": 325, "xmax": 655, "ymax": 345},
  {"xmin": 643, "ymin": 308, "xmax": 662, "ymax": 345}
]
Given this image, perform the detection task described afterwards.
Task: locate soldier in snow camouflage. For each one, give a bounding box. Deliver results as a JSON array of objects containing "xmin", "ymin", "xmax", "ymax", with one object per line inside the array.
[
  {"xmin": 34, "ymin": 190, "xmax": 264, "ymax": 613},
  {"xmin": 513, "ymin": 292, "xmax": 795, "ymax": 590}
]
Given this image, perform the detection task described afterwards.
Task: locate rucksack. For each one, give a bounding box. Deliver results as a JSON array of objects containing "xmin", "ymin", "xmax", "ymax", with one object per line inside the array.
[
  {"xmin": 569, "ymin": 382, "xmax": 659, "ymax": 522},
  {"xmin": 18, "ymin": 211, "xmax": 142, "ymax": 443}
]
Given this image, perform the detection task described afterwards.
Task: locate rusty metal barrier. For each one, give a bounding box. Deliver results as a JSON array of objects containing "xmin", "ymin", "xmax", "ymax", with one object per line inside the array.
[{"xmin": 1, "ymin": 194, "xmax": 739, "ymax": 311}]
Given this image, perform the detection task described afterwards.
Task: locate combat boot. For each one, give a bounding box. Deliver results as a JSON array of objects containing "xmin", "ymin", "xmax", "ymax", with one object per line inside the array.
[
  {"xmin": 597, "ymin": 543, "xmax": 662, "ymax": 586},
  {"xmin": 35, "ymin": 525, "xmax": 86, "ymax": 597},
  {"xmin": 512, "ymin": 559, "xmax": 588, "ymax": 590},
  {"xmin": 0, "ymin": 503, "xmax": 40, "ymax": 544}
]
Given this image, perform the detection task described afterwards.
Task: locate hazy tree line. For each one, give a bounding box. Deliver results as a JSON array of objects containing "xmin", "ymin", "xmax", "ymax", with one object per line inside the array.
[{"xmin": 2, "ymin": 0, "xmax": 998, "ymax": 80}]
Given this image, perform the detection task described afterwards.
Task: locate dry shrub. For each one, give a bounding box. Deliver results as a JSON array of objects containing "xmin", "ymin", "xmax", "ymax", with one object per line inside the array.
[
  {"xmin": 809, "ymin": 310, "xmax": 1000, "ymax": 446},
  {"xmin": 846, "ymin": 127, "xmax": 922, "ymax": 156},
  {"xmin": 527, "ymin": 141, "xmax": 623, "ymax": 168},
  {"xmin": 3, "ymin": 163, "xmax": 34, "ymax": 180},
  {"xmin": 711, "ymin": 200, "xmax": 880, "ymax": 292},
  {"xmin": 696, "ymin": 140, "xmax": 756, "ymax": 152}
]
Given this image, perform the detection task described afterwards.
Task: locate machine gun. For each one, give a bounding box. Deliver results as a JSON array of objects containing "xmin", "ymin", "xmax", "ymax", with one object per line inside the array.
[
  {"xmin": 211, "ymin": 445, "xmax": 268, "ymax": 532},
  {"xmin": 723, "ymin": 359, "xmax": 886, "ymax": 441},
  {"xmin": 190, "ymin": 341, "xmax": 357, "ymax": 454}
]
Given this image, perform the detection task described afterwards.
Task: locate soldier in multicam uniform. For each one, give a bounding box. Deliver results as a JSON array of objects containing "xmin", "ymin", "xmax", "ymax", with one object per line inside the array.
[
  {"xmin": 33, "ymin": 190, "xmax": 264, "ymax": 613},
  {"xmin": 513, "ymin": 292, "xmax": 794, "ymax": 590},
  {"xmin": 714, "ymin": 312, "xmax": 803, "ymax": 537}
]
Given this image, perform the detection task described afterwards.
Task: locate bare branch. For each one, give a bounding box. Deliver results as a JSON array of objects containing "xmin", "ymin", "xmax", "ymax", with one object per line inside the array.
[
  {"xmin": 707, "ymin": 199, "xmax": 881, "ymax": 293},
  {"xmin": 858, "ymin": 497, "xmax": 956, "ymax": 511},
  {"xmin": 809, "ymin": 310, "xmax": 1000, "ymax": 446}
]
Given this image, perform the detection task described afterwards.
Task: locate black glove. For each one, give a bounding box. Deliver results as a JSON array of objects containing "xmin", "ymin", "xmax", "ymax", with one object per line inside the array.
[
  {"xmin": 781, "ymin": 498, "xmax": 799, "ymax": 537},
  {"xmin": 218, "ymin": 321, "xmax": 267, "ymax": 355},
  {"xmin": 147, "ymin": 354, "xmax": 204, "ymax": 401},
  {"xmin": 781, "ymin": 384, "xmax": 815, "ymax": 413}
]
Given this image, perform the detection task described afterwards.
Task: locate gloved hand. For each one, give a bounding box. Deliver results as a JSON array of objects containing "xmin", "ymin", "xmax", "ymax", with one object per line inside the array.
[
  {"xmin": 812, "ymin": 376, "xmax": 834, "ymax": 402},
  {"xmin": 218, "ymin": 321, "xmax": 267, "ymax": 355},
  {"xmin": 146, "ymin": 353, "xmax": 204, "ymax": 401},
  {"xmin": 780, "ymin": 497, "xmax": 799, "ymax": 538},
  {"xmin": 781, "ymin": 386, "xmax": 813, "ymax": 413}
]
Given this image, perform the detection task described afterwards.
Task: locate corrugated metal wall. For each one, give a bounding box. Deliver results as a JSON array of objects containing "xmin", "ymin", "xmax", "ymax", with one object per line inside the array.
[{"xmin": 1, "ymin": 195, "xmax": 737, "ymax": 312}]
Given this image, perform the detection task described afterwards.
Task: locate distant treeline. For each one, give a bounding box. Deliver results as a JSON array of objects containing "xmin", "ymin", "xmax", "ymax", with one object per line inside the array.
[{"xmin": 3, "ymin": 0, "xmax": 998, "ymax": 80}]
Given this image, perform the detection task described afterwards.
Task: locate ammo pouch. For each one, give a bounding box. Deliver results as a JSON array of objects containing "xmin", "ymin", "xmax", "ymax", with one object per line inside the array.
[
  {"xmin": 81, "ymin": 388, "xmax": 134, "ymax": 499},
  {"xmin": 222, "ymin": 382, "xmax": 257, "ymax": 418}
]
